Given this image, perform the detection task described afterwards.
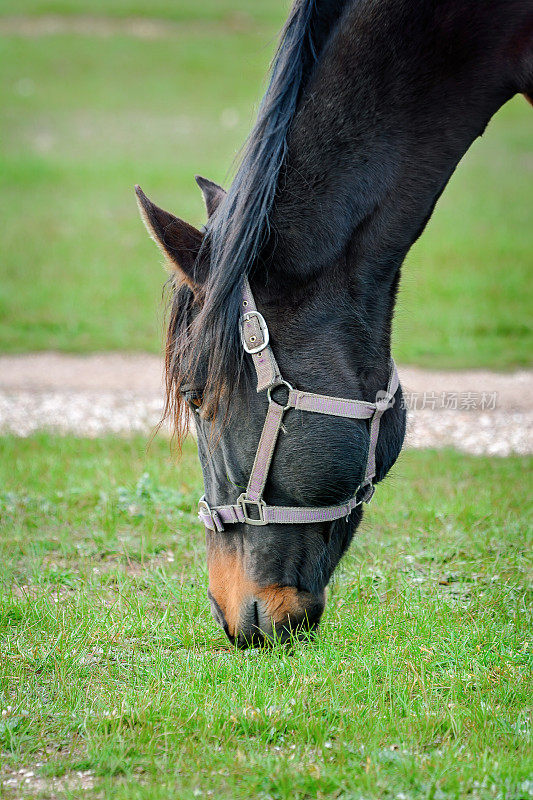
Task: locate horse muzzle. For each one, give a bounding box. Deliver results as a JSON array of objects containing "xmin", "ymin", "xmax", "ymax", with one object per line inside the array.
[{"xmin": 207, "ymin": 564, "xmax": 326, "ymax": 648}]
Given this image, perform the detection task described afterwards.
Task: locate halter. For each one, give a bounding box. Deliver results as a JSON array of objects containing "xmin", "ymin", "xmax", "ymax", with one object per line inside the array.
[{"xmin": 198, "ymin": 279, "xmax": 399, "ymax": 532}]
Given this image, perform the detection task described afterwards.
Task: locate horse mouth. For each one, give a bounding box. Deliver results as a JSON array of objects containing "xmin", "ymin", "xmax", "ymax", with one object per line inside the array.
[
  {"xmin": 235, "ymin": 619, "xmax": 321, "ymax": 650},
  {"xmin": 209, "ymin": 587, "xmax": 325, "ymax": 649}
]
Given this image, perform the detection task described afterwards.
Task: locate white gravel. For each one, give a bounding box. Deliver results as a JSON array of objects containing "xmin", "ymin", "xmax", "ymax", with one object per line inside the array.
[
  {"xmin": 0, "ymin": 391, "xmax": 166, "ymax": 438},
  {"xmin": 406, "ymin": 409, "xmax": 531, "ymax": 456},
  {"xmin": 0, "ymin": 354, "xmax": 531, "ymax": 456}
]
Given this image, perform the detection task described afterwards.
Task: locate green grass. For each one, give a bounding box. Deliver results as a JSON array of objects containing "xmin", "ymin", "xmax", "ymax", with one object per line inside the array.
[
  {"xmin": 0, "ymin": 0, "xmax": 286, "ymax": 25},
  {"xmin": 396, "ymin": 99, "xmax": 532, "ymax": 369},
  {"xmin": 1, "ymin": 434, "xmax": 531, "ymax": 798},
  {"xmin": 0, "ymin": 6, "xmax": 531, "ymax": 365}
]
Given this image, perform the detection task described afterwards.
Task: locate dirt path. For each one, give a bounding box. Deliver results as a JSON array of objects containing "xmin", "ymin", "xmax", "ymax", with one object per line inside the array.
[{"xmin": 0, "ymin": 353, "xmax": 531, "ymax": 455}]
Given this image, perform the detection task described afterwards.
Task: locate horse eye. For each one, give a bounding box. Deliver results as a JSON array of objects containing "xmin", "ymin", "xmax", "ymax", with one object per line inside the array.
[{"xmin": 181, "ymin": 387, "xmax": 202, "ymax": 408}]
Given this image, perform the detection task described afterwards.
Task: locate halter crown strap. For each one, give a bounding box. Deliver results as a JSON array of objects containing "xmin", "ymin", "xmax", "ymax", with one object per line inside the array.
[{"xmin": 198, "ymin": 279, "xmax": 400, "ymax": 532}]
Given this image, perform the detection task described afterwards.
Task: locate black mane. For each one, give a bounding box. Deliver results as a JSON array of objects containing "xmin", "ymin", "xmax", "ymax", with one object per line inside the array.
[{"xmin": 188, "ymin": 0, "xmax": 351, "ymax": 408}]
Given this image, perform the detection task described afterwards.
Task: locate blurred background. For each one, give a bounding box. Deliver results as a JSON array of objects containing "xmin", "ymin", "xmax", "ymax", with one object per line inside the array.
[{"xmin": 1, "ymin": 0, "xmax": 531, "ymax": 368}]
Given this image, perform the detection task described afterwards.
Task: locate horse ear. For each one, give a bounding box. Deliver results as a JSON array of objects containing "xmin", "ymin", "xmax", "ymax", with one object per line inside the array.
[
  {"xmin": 195, "ymin": 175, "xmax": 227, "ymax": 218},
  {"xmin": 135, "ymin": 186, "xmax": 206, "ymax": 290}
]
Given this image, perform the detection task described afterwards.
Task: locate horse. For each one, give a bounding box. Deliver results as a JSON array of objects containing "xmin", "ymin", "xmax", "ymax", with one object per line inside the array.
[{"xmin": 136, "ymin": 0, "xmax": 532, "ymax": 648}]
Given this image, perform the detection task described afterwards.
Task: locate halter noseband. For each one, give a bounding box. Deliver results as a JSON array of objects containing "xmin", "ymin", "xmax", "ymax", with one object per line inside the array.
[{"xmin": 198, "ymin": 279, "xmax": 399, "ymax": 532}]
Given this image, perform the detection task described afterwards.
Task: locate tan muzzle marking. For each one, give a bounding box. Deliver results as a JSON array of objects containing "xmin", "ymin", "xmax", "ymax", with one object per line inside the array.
[{"xmin": 207, "ymin": 549, "xmax": 321, "ymax": 637}]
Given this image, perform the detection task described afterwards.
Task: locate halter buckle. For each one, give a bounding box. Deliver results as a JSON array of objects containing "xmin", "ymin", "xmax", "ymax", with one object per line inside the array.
[
  {"xmin": 237, "ymin": 494, "xmax": 267, "ymax": 526},
  {"xmin": 198, "ymin": 497, "xmax": 225, "ymax": 532},
  {"xmin": 359, "ymin": 482, "xmax": 376, "ymax": 504},
  {"xmin": 198, "ymin": 496, "xmax": 211, "ymax": 515},
  {"xmin": 240, "ymin": 311, "xmax": 270, "ymax": 354}
]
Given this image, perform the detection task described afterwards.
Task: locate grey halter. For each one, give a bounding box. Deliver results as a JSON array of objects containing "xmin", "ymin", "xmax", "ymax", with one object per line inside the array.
[{"xmin": 198, "ymin": 279, "xmax": 399, "ymax": 532}]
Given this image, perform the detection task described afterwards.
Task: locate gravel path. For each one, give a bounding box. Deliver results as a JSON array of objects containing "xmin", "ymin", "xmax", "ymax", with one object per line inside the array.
[{"xmin": 0, "ymin": 353, "xmax": 531, "ymax": 456}]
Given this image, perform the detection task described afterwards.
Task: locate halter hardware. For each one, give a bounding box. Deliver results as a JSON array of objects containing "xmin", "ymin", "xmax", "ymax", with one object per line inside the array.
[
  {"xmin": 198, "ymin": 278, "xmax": 399, "ymax": 533},
  {"xmin": 267, "ymin": 380, "xmax": 294, "ymax": 411},
  {"xmin": 240, "ymin": 310, "xmax": 270, "ymax": 354},
  {"xmin": 198, "ymin": 497, "xmax": 212, "ymax": 517},
  {"xmin": 237, "ymin": 494, "xmax": 267, "ymax": 526}
]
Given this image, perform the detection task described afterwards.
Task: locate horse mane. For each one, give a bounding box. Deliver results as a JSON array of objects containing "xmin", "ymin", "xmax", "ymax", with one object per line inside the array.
[{"xmin": 167, "ymin": 0, "xmax": 351, "ymax": 438}]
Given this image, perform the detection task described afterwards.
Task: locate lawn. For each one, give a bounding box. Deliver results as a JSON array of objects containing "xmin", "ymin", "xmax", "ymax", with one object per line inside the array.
[
  {"xmin": 0, "ymin": 0, "xmax": 285, "ymax": 25},
  {"xmin": 1, "ymin": 435, "xmax": 531, "ymax": 798},
  {"xmin": 0, "ymin": 3, "xmax": 532, "ymax": 366}
]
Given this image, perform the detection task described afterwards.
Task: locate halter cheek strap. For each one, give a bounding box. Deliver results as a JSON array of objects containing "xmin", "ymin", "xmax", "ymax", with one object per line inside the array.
[{"xmin": 198, "ymin": 279, "xmax": 399, "ymax": 532}]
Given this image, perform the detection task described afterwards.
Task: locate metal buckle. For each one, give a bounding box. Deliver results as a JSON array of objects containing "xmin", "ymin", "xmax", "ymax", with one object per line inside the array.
[
  {"xmin": 267, "ymin": 380, "xmax": 294, "ymax": 411},
  {"xmin": 198, "ymin": 496, "xmax": 212, "ymax": 519},
  {"xmin": 240, "ymin": 311, "xmax": 270, "ymax": 354},
  {"xmin": 198, "ymin": 496, "xmax": 225, "ymax": 532},
  {"xmin": 237, "ymin": 494, "xmax": 267, "ymax": 526},
  {"xmin": 360, "ymin": 483, "xmax": 375, "ymax": 505}
]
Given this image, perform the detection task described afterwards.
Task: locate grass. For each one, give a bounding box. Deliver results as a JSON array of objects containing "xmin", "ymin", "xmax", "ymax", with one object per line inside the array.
[
  {"xmin": 0, "ymin": 0, "xmax": 286, "ymax": 25},
  {"xmin": 0, "ymin": 434, "xmax": 531, "ymax": 798},
  {"xmin": 0, "ymin": 5, "xmax": 532, "ymax": 366}
]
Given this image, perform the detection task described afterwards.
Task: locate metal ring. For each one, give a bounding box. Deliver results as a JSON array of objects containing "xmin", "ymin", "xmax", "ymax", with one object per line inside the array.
[{"xmin": 267, "ymin": 380, "xmax": 294, "ymax": 411}]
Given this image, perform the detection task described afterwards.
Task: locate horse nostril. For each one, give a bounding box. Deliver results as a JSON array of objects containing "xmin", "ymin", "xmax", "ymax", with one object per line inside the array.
[
  {"xmin": 237, "ymin": 598, "xmax": 263, "ymax": 645},
  {"xmin": 207, "ymin": 589, "xmax": 234, "ymax": 641}
]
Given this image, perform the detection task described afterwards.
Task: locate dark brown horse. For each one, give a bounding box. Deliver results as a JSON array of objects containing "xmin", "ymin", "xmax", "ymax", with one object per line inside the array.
[{"xmin": 136, "ymin": 0, "xmax": 532, "ymax": 647}]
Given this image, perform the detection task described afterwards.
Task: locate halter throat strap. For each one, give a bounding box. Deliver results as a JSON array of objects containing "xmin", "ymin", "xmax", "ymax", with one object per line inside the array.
[{"xmin": 199, "ymin": 279, "xmax": 399, "ymax": 532}]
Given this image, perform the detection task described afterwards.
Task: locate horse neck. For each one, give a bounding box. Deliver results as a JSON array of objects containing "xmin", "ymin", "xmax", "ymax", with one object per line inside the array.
[{"xmin": 262, "ymin": 0, "xmax": 529, "ymax": 338}]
